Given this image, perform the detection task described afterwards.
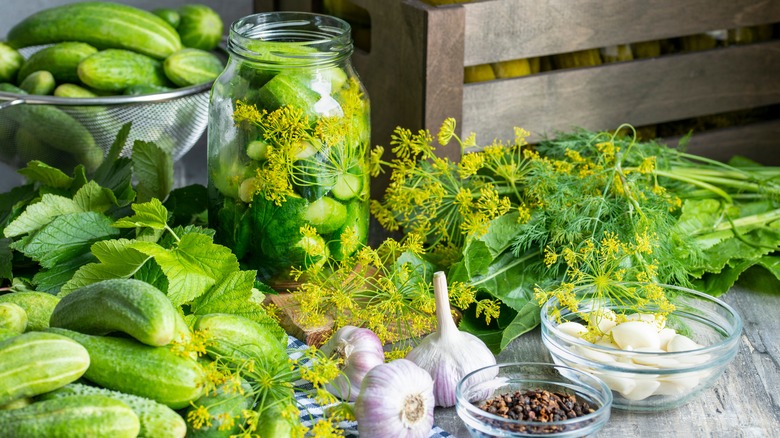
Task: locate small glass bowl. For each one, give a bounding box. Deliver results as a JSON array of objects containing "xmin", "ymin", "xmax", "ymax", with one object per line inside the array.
[
  {"xmin": 455, "ymin": 362, "xmax": 612, "ymax": 437},
  {"xmin": 540, "ymin": 285, "xmax": 742, "ymax": 411}
]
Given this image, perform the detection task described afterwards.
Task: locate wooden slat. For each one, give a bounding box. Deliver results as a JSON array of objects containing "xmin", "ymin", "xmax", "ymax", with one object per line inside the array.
[
  {"xmin": 461, "ymin": 41, "xmax": 780, "ymax": 144},
  {"xmin": 665, "ymin": 119, "xmax": 780, "ymax": 165},
  {"xmin": 462, "ymin": 0, "xmax": 780, "ymax": 65}
]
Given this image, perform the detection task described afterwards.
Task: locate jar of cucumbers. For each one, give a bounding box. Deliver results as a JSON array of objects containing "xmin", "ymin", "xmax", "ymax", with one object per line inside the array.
[{"xmin": 207, "ymin": 12, "xmax": 370, "ymax": 285}]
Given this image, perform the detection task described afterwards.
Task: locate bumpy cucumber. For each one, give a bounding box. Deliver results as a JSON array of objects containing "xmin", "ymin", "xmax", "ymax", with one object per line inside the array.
[
  {"xmin": 78, "ymin": 49, "xmax": 171, "ymax": 92},
  {"xmin": 163, "ymin": 48, "xmax": 224, "ymax": 87},
  {"xmin": 0, "ymin": 331, "xmax": 90, "ymax": 406},
  {"xmin": 0, "ymin": 302, "xmax": 27, "ymax": 334},
  {"xmin": 0, "ymin": 43, "xmax": 23, "ymax": 83},
  {"xmin": 303, "ymin": 196, "xmax": 348, "ymax": 234},
  {"xmin": 176, "ymin": 4, "xmax": 223, "ymax": 51},
  {"xmin": 18, "ymin": 71, "xmax": 55, "ymax": 95},
  {"xmin": 41, "ymin": 383, "xmax": 187, "ymax": 438},
  {"xmin": 47, "ymin": 328, "xmax": 206, "ymax": 409},
  {"xmin": 0, "ymin": 292, "xmax": 60, "ymax": 331},
  {"xmin": 54, "ymin": 83, "xmax": 99, "ymax": 98},
  {"xmin": 0, "ymin": 395, "xmax": 139, "ymax": 438},
  {"xmin": 193, "ymin": 313, "xmax": 288, "ymax": 366},
  {"xmin": 7, "ymin": 2, "xmax": 182, "ymax": 59},
  {"xmin": 51, "ymin": 278, "xmax": 177, "ymax": 346},
  {"xmin": 17, "ymin": 42, "xmax": 98, "ymax": 83},
  {"xmin": 329, "ymin": 199, "xmax": 369, "ymax": 260}
]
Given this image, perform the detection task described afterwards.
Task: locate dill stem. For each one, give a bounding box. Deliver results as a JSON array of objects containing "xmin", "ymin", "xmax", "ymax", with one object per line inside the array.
[
  {"xmin": 704, "ymin": 208, "xmax": 780, "ymax": 234},
  {"xmin": 652, "ymin": 169, "xmax": 733, "ymax": 202}
]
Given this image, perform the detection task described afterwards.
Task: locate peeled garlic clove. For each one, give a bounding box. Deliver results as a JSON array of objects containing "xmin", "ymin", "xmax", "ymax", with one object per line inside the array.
[
  {"xmin": 657, "ymin": 373, "xmax": 701, "ymax": 393},
  {"xmin": 596, "ymin": 371, "xmax": 637, "ymax": 396},
  {"xmin": 573, "ymin": 345, "xmax": 617, "ymax": 363},
  {"xmin": 658, "ymin": 328, "xmax": 677, "ymax": 350},
  {"xmin": 557, "ymin": 322, "xmax": 587, "ymax": 338},
  {"xmin": 625, "ymin": 312, "xmax": 666, "ymax": 329},
  {"xmin": 631, "ymin": 347, "xmax": 681, "ymax": 368},
  {"xmin": 588, "ymin": 308, "xmax": 618, "ymax": 334},
  {"xmin": 622, "ymin": 378, "xmax": 661, "ymax": 401},
  {"xmin": 611, "ymin": 321, "xmax": 661, "ymax": 350},
  {"xmin": 666, "ymin": 334, "xmax": 702, "ymax": 352}
]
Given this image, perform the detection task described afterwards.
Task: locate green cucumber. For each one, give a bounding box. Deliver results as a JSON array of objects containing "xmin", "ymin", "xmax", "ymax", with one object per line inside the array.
[
  {"xmin": 331, "ymin": 172, "xmax": 363, "ymax": 201},
  {"xmin": 0, "ymin": 43, "xmax": 24, "ymax": 83},
  {"xmin": 303, "ymin": 196, "xmax": 348, "ymax": 234},
  {"xmin": 153, "ymin": 8, "xmax": 181, "ymax": 29},
  {"xmin": 185, "ymin": 378, "xmax": 253, "ymax": 437},
  {"xmin": 163, "ymin": 48, "xmax": 224, "ymax": 87},
  {"xmin": 256, "ymin": 73, "xmax": 320, "ymax": 120},
  {"xmin": 123, "ymin": 84, "xmax": 174, "ymax": 96},
  {"xmin": 177, "ymin": 4, "xmax": 224, "ymax": 51},
  {"xmin": 51, "ymin": 278, "xmax": 178, "ymax": 347},
  {"xmin": 18, "ymin": 71, "xmax": 55, "ymax": 95},
  {"xmin": 78, "ymin": 49, "xmax": 171, "ymax": 92},
  {"xmin": 0, "ymin": 397, "xmax": 32, "ymax": 411},
  {"xmin": 293, "ymin": 158, "xmax": 336, "ymax": 201},
  {"xmin": 0, "ymin": 395, "xmax": 139, "ymax": 438},
  {"xmin": 0, "ymin": 331, "xmax": 90, "ymax": 406},
  {"xmin": 0, "ymin": 329, "xmax": 19, "ymax": 343},
  {"xmin": 47, "ymin": 328, "xmax": 206, "ymax": 409},
  {"xmin": 54, "ymin": 83, "xmax": 99, "ymax": 98},
  {"xmin": 193, "ymin": 313, "xmax": 288, "ymax": 365},
  {"xmin": 329, "ymin": 200, "xmax": 369, "ymax": 260},
  {"xmin": 7, "ymin": 2, "xmax": 182, "ymax": 59},
  {"xmin": 0, "ymin": 292, "xmax": 60, "ymax": 331},
  {"xmin": 40, "ymin": 383, "xmax": 187, "ymax": 438},
  {"xmin": 0, "ymin": 303, "xmax": 27, "ymax": 334},
  {"xmin": 15, "ymin": 126, "xmax": 80, "ymax": 172},
  {"xmin": 17, "ymin": 42, "xmax": 98, "ymax": 84}
]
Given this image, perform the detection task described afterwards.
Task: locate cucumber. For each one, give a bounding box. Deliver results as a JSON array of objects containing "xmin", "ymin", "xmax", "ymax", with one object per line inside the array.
[
  {"xmin": 303, "ymin": 196, "xmax": 348, "ymax": 234},
  {"xmin": 47, "ymin": 328, "xmax": 206, "ymax": 409},
  {"xmin": 17, "ymin": 42, "xmax": 98, "ymax": 84},
  {"xmin": 0, "ymin": 395, "xmax": 140, "ymax": 438},
  {"xmin": 193, "ymin": 313, "xmax": 288, "ymax": 366},
  {"xmin": 256, "ymin": 73, "xmax": 321, "ymax": 120},
  {"xmin": 329, "ymin": 199, "xmax": 369, "ymax": 260},
  {"xmin": 0, "ymin": 292, "xmax": 60, "ymax": 331},
  {"xmin": 41, "ymin": 383, "xmax": 187, "ymax": 438},
  {"xmin": 331, "ymin": 172, "xmax": 363, "ymax": 201},
  {"xmin": 163, "ymin": 48, "xmax": 224, "ymax": 87},
  {"xmin": 78, "ymin": 49, "xmax": 171, "ymax": 92},
  {"xmin": 54, "ymin": 83, "xmax": 99, "ymax": 98},
  {"xmin": 293, "ymin": 158, "xmax": 336, "ymax": 201},
  {"xmin": 185, "ymin": 378, "xmax": 253, "ymax": 437},
  {"xmin": 51, "ymin": 278, "xmax": 178, "ymax": 347},
  {"xmin": 0, "ymin": 397, "xmax": 32, "ymax": 411},
  {"xmin": 0, "ymin": 43, "xmax": 23, "ymax": 83},
  {"xmin": 7, "ymin": 2, "xmax": 182, "ymax": 59},
  {"xmin": 15, "ymin": 126, "xmax": 80, "ymax": 172},
  {"xmin": 123, "ymin": 84, "xmax": 173, "ymax": 96},
  {"xmin": 0, "ymin": 302, "xmax": 27, "ymax": 334},
  {"xmin": 0, "ymin": 329, "xmax": 19, "ymax": 343},
  {"xmin": 18, "ymin": 71, "xmax": 55, "ymax": 95},
  {"xmin": 177, "ymin": 4, "xmax": 224, "ymax": 51},
  {"xmin": 0, "ymin": 331, "xmax": 90, "ymax": 406},
  {"xmin": 153, "ymin": 8, "xmax": 181, "ymax": 29}
]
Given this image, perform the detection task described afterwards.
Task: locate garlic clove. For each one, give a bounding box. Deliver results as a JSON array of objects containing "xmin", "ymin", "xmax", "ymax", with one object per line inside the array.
[
  {"xmin": 588, "ymin": 308, "xmax": 618, "ymax": 334},
  {"xmin": 658, "ymin": 328, "xmax": 677, "ymax": 350},
  {"xmin": 557, "ymin": 321, "xmax": 587, "ymax": 338},
  {"xmin": 598, "ymin": 372, "xmax": 637, "ymax": 395},
  {"xmin": 666, "ymin": 334, "xmax": 702, "ymax": 353},
  {"xmin": 321, "ymin": 325, "xmax": 385, "ymax": 401},
  {"xmin": 611, "ymin": 321, "xmax": 661, "ymax": 350},
  {"xmin": 573, "ymin": 345, "xmax": 617, "ymax": 363},
  {"xmin": 625, "ymin": 312, "xmax": 666, "ymax": 329},
  {"xmin": 622, "ymin": 379, "xmax": 661, "ymax": 401}
]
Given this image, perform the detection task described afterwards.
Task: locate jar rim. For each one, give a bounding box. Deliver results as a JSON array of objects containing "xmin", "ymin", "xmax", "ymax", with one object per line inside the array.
[{"xmin": 228, "ymin": 12, "xmax": 353, "ymax": 66}]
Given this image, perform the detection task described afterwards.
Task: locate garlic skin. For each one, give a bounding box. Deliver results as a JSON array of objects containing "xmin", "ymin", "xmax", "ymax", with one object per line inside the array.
[
  {"xmin": 320, "ymin": 325, "xmax": 385, "ymax": 401},
  {"xmin": 406, "ymin": 271, "xmax": 497, "ymax": 407},
  {"xmin": 355, "ymin": 359, "xmax": 435, "ymax": 438}
]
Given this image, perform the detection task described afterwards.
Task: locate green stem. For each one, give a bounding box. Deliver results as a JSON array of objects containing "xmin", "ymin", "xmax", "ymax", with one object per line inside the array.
[
  {"xmin": 706, "ymin": 208, "xmax": 780, "ymax": 233},
  {"xmin": 652, "ymin": 169, "xmax": 733, "ymax": 203}
]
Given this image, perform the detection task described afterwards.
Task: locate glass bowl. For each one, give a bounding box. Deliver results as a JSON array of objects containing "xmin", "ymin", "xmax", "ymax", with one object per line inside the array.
[
  {"xmin": 456, "ymin": 362, "xmax": 612, "ymax": 437},
  {"xmin": 540, "ymin": 284, "xmax": 742, "ymax": 411}
]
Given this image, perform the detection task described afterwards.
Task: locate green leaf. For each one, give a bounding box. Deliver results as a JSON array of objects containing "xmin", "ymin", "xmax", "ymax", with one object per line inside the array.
[
  {"xmin": 112, "ymin": 199, "xmax": 169, "ymax": 230},
  {"xmin": 131, "ymin": 233, "xmax": 240, "ymax": 306},
  {"xmin": 68, "ymin": 165, "xmax": 88, "ymax": 193},
  {"xmin": 17, "ymin": 161, "xmax": 73, "ymax": 188},
  {"xmin": 134, "ymin": 259, "xmax": 169, "ymax": 293},
  {"xmin": 0, "ymin": 238, "xmax": 12, "ymax": 280},
  {"xmin": 736, "ymin": 256, "xmax": 780, "ymax": 295},
  {"xmin": 60, "ymin": 238, "xmax": 151, "ymax": 295},
  {"xmin": 164, "ymin": 184, "xmax": 209, "ymax": 226},
  {"xmin": 32, "ymin": 252, "xmax": 97, "ymax": 293},
  {"xmin": 3, "ymin": 194, "xmax": 81, "ymax": 238},
  {"xmin": 93, "ymin": 138, "xmax": 135, "ymax": 207},
  {"xmin": 132, "ymin": 140, "xmax": 173, "ymax": 203},
  {"xmin": 72, "ymin": 180, "xmax": 118, "ymax": 213},
  {"xmin": 11, "ymin": 212, "xmax": 120, "ymax": 269},
  {"xmin": 98, "ymin": 123, "xmax": 132, "ymax": 170},
  {"xmin": 0, "ymin": 184, "xmax": 36, "ymax": 232}
]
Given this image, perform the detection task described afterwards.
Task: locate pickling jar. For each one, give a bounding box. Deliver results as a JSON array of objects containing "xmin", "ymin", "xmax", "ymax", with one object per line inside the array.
[{"xmin": 207, "ymin": 12, "xmax": 370, "ymax": 284}]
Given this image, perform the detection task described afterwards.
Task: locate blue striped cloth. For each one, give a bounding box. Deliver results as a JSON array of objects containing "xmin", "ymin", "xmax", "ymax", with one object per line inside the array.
[{"xmin": 288, "ymin": 336, "xmax": 452, "ymax": 437}]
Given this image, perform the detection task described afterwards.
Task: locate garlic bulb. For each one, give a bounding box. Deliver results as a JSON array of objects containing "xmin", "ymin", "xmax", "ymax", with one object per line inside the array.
[
  {"xmin": 406, "ymin": 271, "xmax": 497, "ymax": 407},
  {"xmin": 355, "ymin": 359, "xmax": 435, "ymax": 438},
  {"xmin": 320, "ymin": 325, "xmax": 385, "ymax": 401}
]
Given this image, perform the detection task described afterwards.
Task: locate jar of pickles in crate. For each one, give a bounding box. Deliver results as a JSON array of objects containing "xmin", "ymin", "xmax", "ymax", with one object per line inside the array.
[{"xmin": 207, "ymin": 12, "xmax": 370, "ymax": 284}]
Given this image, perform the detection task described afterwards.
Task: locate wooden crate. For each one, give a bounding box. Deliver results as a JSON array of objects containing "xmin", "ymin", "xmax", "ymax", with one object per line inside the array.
[{"xmin": 253, "ymin": 0, "xmax": 780, "ymax": 167}]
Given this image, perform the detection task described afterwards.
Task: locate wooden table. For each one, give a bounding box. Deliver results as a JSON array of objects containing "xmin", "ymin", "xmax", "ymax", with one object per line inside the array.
[{"xmin": 433, "ymin": 285, "xmax": 780, "ymax": 437}]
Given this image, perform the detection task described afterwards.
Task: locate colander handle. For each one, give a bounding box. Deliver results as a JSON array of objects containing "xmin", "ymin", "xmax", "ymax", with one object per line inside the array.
[{"xmin": 0, "ymin": 98, "xmax": 27, "ymax": 111}]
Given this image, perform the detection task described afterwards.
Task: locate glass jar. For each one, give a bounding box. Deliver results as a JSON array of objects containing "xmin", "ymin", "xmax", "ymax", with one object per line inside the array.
[{"xmin": 207, "ymin": 12, "xmax": 370, "ymax": 285}]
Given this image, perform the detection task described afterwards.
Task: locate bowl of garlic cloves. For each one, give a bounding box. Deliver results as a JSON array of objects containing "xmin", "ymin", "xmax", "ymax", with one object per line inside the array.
[{"xmin": 540, "ymin": 284, "xmax": 742, "ymax": 411}]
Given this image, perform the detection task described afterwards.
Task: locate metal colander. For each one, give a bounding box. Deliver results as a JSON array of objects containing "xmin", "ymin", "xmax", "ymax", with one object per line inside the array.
[{"xmin": 0, "ymin": 46, "xmax": 217, "ymax": 174}]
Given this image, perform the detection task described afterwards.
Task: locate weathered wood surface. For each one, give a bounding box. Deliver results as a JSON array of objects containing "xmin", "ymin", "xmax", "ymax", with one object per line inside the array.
[
  {"xmin": 461, "ymin": 40, "xmax": 780, "ymax": 145},
  {"xmin": 433, "ymin": 285, "xmax": 780, "ymax": 437},
  {"xmin": 462, "ymin": 0, "xmax": 780, "ymax": 65},
  {"xmin": 670, "ymin": 119, "xmax": 780, "ymax": 166}
]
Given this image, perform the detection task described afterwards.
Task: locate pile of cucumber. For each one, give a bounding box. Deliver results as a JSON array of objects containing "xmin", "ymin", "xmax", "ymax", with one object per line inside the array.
[
  {"xmin": 0, "ymin": 2, "xmax": 226, "ymax": 174},
  {"xmin": 0, "ymin": 279, "xmax": 289, "ymax": 438}
]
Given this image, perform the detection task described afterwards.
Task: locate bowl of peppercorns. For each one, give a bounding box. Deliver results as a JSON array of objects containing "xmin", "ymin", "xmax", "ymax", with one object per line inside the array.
[{"xmin": 455, "ymin": 362, "xmax": 612, "ymax": 437}]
